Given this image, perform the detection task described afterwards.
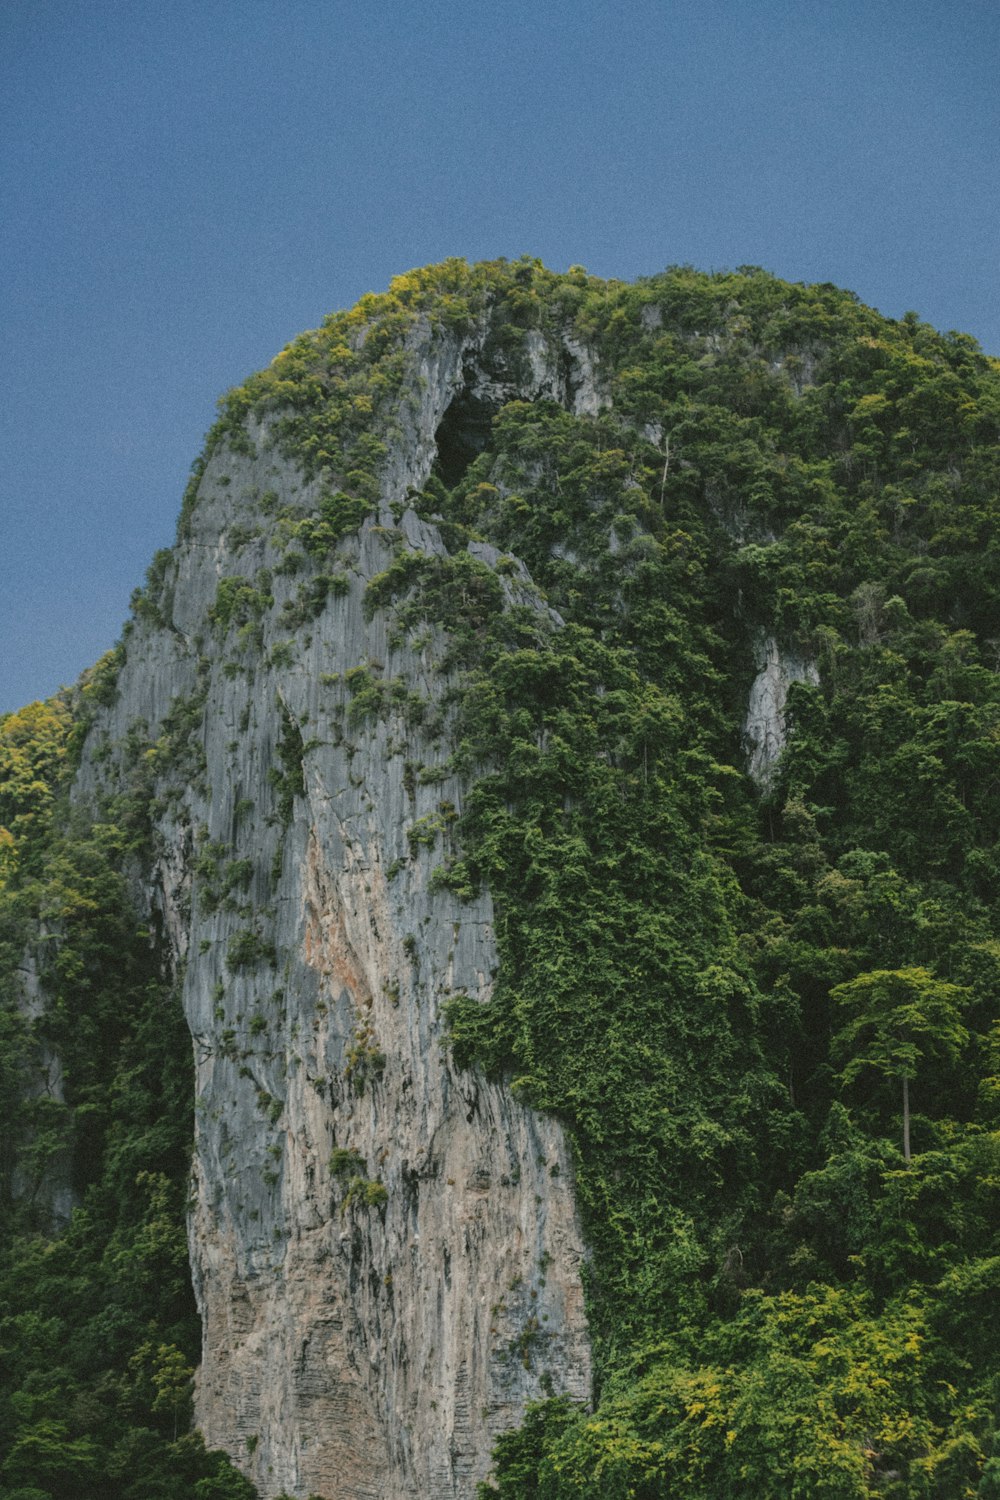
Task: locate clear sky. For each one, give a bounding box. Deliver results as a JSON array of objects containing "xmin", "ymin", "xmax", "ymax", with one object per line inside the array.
[{"xmin": 2, "ymin": 0, "xmax": 998, "ymax": 714}]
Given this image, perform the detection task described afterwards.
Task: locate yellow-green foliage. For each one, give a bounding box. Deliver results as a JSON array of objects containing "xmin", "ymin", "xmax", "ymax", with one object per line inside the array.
[{"xmin": 0, "ymin": 696, "xmax": 72, "ymax": 884}]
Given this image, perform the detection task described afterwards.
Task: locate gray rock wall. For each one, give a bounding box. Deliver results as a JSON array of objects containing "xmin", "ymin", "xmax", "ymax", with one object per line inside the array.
[
  {"xmin": 73, "ymin": 318, "xmax": 596, "ymax": 1497},
  {"xmin": 742, "ymin": 632, "xmax": 819, "ymax": 787}
]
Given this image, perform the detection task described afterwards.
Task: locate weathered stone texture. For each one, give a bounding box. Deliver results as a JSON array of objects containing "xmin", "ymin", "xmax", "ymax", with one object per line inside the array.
[
  {"xmin": 743, "ymin": 632, "xmax": 819, "ymax": 787},
  {"xmin": 73, "ymin": 317, "xmax": 596, "ymax": 1497}
]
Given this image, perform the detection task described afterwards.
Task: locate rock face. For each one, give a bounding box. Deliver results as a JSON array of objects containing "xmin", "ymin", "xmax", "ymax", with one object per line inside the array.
[
  {"xmin": 742, "ymin": 633, "xmax": 819, "ymax": 787},
  {"xmin": 73, "ymin": 314, "xmax": 596, "ymax": 1497}
]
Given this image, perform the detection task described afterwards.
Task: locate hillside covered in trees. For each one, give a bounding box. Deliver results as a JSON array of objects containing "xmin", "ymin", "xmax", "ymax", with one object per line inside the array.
[{"xmin": 2, "ymin": 259, "xmax": 1000, "ymax": 1498}]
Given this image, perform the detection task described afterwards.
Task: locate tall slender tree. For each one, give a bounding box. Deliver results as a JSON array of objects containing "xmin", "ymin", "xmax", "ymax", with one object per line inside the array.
[{"xmin": 831, "ymin": 967, "xmax": 969, "ymax": 1160}]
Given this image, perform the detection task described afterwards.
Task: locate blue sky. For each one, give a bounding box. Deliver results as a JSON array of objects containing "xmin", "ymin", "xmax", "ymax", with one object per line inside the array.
[{"xmin": 2, "ymin": 0, "xmax": 998, "ymax": 714}]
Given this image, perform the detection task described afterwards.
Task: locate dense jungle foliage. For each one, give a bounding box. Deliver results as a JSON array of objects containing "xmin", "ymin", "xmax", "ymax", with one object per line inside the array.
[
  {"xmin": 0, "ymin": 694, "xmax": 254, "ymax": 1495},
  {"xmin": 4, "ymin": 257, "xmax": 1000, "ymax": 1497}
]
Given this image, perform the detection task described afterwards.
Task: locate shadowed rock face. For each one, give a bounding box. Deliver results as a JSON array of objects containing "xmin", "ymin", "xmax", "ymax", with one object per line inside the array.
[
  {"xmin": 743, "ymin": 633, "xmax": 819, "ymax": 788},
  {"xmin": 73, "ymin": 313, "xmax": 597, "ymax": 1497}
]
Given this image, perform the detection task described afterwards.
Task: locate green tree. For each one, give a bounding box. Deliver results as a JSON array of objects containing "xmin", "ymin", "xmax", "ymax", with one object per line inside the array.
[
  {"xmin": 128, "ymin": 1341, "xmax": 194, "ymax": 1441},
  {"xmin": 0, "ymin": 696, "xmax": 72, "ymax": 885},
  {"xmin": 832, "ymin": 967, "xmax": 969, "ymax": 1160}
]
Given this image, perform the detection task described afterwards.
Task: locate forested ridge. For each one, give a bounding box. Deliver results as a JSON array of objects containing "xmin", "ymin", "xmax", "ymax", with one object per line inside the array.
[{"xmin": 3, "ymin": 258, "xmax": 1000, "ymax": 1497}]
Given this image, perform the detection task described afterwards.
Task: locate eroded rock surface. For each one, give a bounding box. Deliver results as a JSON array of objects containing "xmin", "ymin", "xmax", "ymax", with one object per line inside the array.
[
  {"xmin": 743, "ymin": 633, "xmax": 819, "ymax": 787},
  {"xmin": 73, "ymin": 317, "xmax": 596, "ymax": 1497}
]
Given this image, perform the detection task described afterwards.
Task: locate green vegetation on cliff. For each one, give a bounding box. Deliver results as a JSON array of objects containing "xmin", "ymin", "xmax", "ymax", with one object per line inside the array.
[
  {"xmin": 4, "ymin": 257, "xmax": 1000, "ymax": 1497},
  {"xmin": 265, "ymin": 256, "xmax": 998, "ymax": 1497},
  {"xmin": 0, "ymin": 691, "xmax": 253, "ymax": 1496}
]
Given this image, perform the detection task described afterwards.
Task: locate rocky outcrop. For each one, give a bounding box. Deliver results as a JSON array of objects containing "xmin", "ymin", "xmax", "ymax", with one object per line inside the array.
[
  {"xmin": 743, "ymin": 633, "xmax": 819, "ymax": 787},
  {"xmin": 72, "ymin": 316, "xmax": 596, "ymax": 1497}
]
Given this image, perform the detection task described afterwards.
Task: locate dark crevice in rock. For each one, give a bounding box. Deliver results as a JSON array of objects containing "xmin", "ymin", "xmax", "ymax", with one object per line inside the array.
[{"xmin": 432, "ymin": 388, "xmax": 497, "ymax": 488}]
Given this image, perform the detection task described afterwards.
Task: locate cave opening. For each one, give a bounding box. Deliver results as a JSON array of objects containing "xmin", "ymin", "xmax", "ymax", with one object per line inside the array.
[{"xmin": 431, "ymin": 388, "xmax": 497, "ymax": 489}]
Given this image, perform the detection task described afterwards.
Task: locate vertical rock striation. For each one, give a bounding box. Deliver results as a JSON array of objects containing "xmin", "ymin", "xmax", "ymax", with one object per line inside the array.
[
  {"xmin": 72, "ymin": 312, "xmax": 598, "ymax": 1497},
  {"xmin": 742, "ymin": 633, "xmax": 819, "ymax": 788}
]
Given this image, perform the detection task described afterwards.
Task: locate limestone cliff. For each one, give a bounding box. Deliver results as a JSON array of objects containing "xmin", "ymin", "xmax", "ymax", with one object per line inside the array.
[
  {"xmin": 70, "ymin": 308, "xmax": 598, "ymax": 1497},
  {"xmin": 8, "ymin": 256, "xmax": 1000, "ymax": 1500}
]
